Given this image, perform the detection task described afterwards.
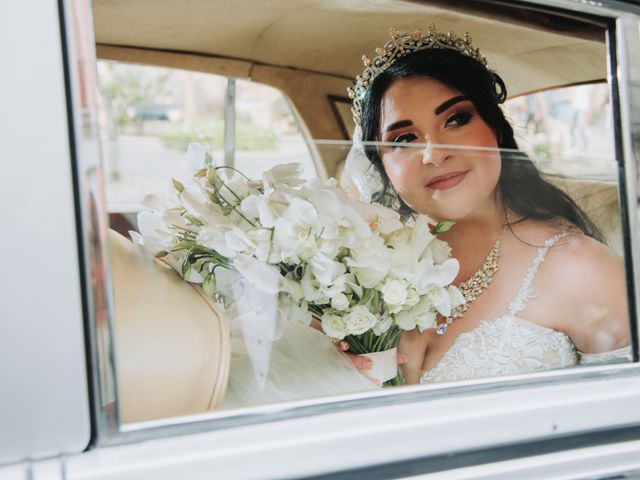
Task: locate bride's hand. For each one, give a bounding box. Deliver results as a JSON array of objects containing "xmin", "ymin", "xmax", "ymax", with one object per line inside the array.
[{"xmin": 336, "ymin": 340, "xmax": 407, "ymax": 385}]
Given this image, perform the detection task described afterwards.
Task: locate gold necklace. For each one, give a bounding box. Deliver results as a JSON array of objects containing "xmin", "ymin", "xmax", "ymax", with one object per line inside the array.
[{"xmin": 436, "ymin": 222, "xmax": 507, "ymax": 335}]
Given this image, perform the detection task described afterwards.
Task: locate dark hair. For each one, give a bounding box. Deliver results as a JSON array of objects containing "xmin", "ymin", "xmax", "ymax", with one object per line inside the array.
[{"xmin": 359, "ymin": 48, "xmax": 602, "ymax": 241}]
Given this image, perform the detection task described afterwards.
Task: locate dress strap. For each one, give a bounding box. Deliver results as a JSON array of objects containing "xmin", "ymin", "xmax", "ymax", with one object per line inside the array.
[{"xmin": 507, "ymin": 232, "xmax": 570, "ymax": 316}]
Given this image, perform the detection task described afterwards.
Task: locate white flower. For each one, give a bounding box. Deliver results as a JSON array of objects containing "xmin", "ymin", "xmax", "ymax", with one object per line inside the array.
[
  {"xmin": 331, "ymin": 292, "xmax": 350, "ymax": 311},
  {"xmin": 379, "ymin": 278, "xmax": 408, "ymax": 306},
  {"xmin": 426, "ymin": 284, "xmax": 455, "ymax": 317},
  {"xmin": 429, "ymin": 237, "xmax": 453, "ymax": 264},
  {"xmin": 322, "ymin": 313, "xmax": 349, "ymax": 340},
  {"xmin": 373, "ymin": 313, "xmax": 393, "ymax": 335},
  {"xmin": 404, "ymin": 288, "xmax": 420, "ymax": 307},
  {"xmin": 448, "ymin": 285, "xmax": 466, "ymax": 309},
  {"xmin": 395, "ymin": 310, "xmax": 417, "ymax": 330},
  {"xmin": 196, "ymin": 226, "xmax": 236, "ymax": 258},
  {"xmin": 262, "ymin": 163, "xmax": 305, "ymax": 191},
  {"xmin": 224, "ymin": 227, "xmax": 255, "ymax": 254},
  {"xmin": 346, "ymin": 236, "xmax": 390, "ymax": 288},
  {"xmin": 308, "ymin": 250, "xmax": 346, "ymax": 286},
  {"xmin": 247, "ymin": 228, "xmax": 280, "ymax": 264},
  {"xmin": 279, "ymin": 295, "xmax": 312, "ymax": 326},
  {"xmin": 223, "ymin": 175, "xmax": 251, "ymax": 205},
  {"xmin": 396, "ymin": 297, "xmax": 438, "ymax": 332},
  {"xmin": 345, "ymin": 305, "xmax": 377, "ymax": 335},
  {"xmin": 274, "ymin": 198, "xmax": 319, "ymax": 261},
  {"xmin": 240, "ymin": 194, "xmax": 283, "ymax": 228}
]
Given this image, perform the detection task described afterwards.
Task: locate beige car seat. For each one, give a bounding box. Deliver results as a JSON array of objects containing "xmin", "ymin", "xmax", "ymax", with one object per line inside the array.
[
  {"xmin": 551, "ymin": 177, "xmax": 623, "ymax": 255},
  {"xmin": 108, "ymin": 229, "xmax": 230, "ymax": 423}
]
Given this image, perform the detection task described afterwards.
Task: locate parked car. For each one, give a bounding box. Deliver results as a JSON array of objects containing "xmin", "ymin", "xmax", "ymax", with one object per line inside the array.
[{"xmin": 2, "ymin": 0, "xmax": 640, "ymax": 478}]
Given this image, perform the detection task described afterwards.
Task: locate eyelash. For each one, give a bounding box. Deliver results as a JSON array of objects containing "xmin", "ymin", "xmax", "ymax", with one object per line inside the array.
[
  {"xmin": 390, "ymin": 110, "xmax": 474, "ymax": 146},
  {"xmin": 445, "ymin": 110, "xmax": 473, "ymax": 127}
]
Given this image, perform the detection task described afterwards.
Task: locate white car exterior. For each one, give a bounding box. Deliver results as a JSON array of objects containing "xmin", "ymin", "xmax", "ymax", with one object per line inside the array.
[{"xmin": 2, "ymin": 1, "xmax": 640, "ymax": 479}]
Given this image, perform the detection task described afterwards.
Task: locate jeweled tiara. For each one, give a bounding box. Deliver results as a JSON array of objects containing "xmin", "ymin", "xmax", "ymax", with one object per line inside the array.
[{"xmin": 347, "ymin": 23, "xmax": 487, "ymax": 125}]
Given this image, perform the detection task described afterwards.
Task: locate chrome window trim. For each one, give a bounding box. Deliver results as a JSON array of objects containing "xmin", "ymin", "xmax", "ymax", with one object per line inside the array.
[{"xmin": 76, "ymin": 0, "xmax": 640, "ymax": 448}]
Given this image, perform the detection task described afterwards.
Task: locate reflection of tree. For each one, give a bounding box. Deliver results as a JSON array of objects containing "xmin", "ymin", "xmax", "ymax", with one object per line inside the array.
[
  {"xmin": 100, "ymin": 63, "xmax": 170, "ymax": 128},
  {"xmin": 98, "ymin": 63, "xmax": 170, "ymax": 180}
]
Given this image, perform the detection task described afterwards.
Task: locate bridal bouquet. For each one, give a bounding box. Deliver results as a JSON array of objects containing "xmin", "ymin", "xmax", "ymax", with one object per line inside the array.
[{"xmin": 132, "ymin": 143, "xmax": 464, "ymax": 386}]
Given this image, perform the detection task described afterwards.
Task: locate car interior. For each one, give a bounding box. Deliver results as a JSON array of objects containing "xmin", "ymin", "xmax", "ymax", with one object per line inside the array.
[{"xmin": 90, "ymin": 0, "xmax": 623, "ymax": 423}]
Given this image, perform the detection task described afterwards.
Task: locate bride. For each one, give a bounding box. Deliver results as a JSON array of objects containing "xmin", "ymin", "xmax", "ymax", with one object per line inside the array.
[
  {"xmin": 223, "ymin": 24, "xmax": 630, "ymax": 408},
  {"xmin": 341, "ymin": 24, "xmax": 631, "ymax": 384}
]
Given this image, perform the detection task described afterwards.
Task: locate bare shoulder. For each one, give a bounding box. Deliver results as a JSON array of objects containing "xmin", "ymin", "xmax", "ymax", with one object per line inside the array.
[
  {"xmin": 541, "ymin": 232, "xmax": 629, "ymax": 352},
  {"xmin": 545, "ymin": 233, "xmax": 624, "ymax": 286}
]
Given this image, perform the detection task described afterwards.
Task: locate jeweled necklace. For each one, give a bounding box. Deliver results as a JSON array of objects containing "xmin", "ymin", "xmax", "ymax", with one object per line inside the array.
[{"xmin": 436, "ymin": 221, "xmax": 507, "ymax": 335}]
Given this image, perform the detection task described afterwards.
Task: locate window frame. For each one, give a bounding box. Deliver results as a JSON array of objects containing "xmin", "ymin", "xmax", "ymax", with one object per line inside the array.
[{"xmin": 69, "ymin": 0, "xmax": 640, "ymax": 455}]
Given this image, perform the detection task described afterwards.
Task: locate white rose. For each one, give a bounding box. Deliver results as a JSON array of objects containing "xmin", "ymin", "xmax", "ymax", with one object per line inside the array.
[
  {"xmin": 404, "ymin": 288, "xmax": 419, "ymax": 307},
  {"xmin": 379, "ymin": 279, "xmax": 408, "ymax": 306},
  {"xmin": 321, "ymin": 313, "xmax": 348, "ymax": 340},
  {"xmin": 345, "ymin": 305, "xmax": 377, "ymax": 335},
  {"xmin": 331, "ymin": 292, "xmax": 350, "ymax": 311},
  {"xmin": 373, "ymin": 314, "xmax": 393, "ymax": 335}
]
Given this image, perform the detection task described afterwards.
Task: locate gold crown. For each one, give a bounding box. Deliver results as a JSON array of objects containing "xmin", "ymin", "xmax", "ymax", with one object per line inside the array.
[{"xmin": 347, "ymin": 24, "xmax": 486, "ymax": 125}]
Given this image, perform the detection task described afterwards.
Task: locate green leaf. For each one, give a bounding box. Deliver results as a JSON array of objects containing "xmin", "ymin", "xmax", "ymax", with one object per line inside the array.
[
  {"xmin": 203, "ymin": 273, "xmax": 216, "ymax": 296},
  {"xmin": 193, "ymin": 168, "xmax": 207, "ymax": 178},
  {"xmin": 433, "ymin": 220, "xmax": 455, "ymax": 233},
  {"xmin": 154, "ymin": 250, "xmax": 169, "ymax": 258},
  {"xmin": 172, "ymin": 178, "xmax": 185, "ymax": 193},
  {"xmin": 184, "ymin": 214, "xmax": 204, "ymax": 226},
  {"xmin": 181, "ymin": 260, "xmax": 192, "ymax": 279}
]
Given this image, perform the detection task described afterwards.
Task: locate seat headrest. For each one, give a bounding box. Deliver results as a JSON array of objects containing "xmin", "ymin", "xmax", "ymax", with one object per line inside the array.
[{"xmin": 108, "ymin": 229, "xmax": 230, "ymax": 423}]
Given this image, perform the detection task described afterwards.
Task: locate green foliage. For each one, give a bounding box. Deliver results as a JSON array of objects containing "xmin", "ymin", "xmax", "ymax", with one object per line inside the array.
[
  {"xmin": 161, "ymin": 119, "xmax": 278, "ymax": 151},
  {"xmin": 99, "ymin": 63, "xmax": 170, "ymax": 128}
]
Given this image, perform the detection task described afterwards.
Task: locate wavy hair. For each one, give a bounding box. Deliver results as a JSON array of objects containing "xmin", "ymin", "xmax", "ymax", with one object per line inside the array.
[{"xmin": 358, "ymin": 48, "xmax": 602, "ymax": 241}]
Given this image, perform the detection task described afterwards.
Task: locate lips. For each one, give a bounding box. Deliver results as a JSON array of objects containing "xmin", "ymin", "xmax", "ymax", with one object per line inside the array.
[{"xmin": 426, "ymin": 170, "xmax": 470, "ymax": 190}]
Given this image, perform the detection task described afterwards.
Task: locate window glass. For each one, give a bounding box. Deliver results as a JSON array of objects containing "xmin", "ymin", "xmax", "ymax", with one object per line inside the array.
[
  {"xmin": 94, "ymin": 13, "xmax": 633, "ymax": 428},
  {"xmin": 97, "ymin": 61, "xmax": 316, "ymax": 216}
]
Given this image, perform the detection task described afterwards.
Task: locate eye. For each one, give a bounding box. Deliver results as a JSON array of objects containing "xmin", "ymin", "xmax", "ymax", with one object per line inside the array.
[
  {"xmin": 445, "ymin": 111, "xmax": 473, "ymax": 128},
  {"xmin": 391, "ymin": 132, "xmax": 418, "ymax": 145}
]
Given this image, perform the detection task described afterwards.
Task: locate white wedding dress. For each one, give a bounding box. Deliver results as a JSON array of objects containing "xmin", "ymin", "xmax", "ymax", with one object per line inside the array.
[
  {"xmin": 421, "ymin": 232, "xmax": 631, "ymax": 384},
  {"xmin": 220, "ymin": 232, "xmax": 630, "ymax": 408}
]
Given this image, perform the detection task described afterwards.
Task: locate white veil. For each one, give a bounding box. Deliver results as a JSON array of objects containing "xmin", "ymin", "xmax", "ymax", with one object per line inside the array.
[{"xmin": 340, "ymin": 126, "xmax": 386, "ymax": 203}]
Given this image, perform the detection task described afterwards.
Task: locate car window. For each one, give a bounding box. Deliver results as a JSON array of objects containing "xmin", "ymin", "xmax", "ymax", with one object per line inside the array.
[
  {"xmin": 97, "ymin": 61, "xmax": 316, "ymax": 218},
  {"xmin": 89, "ymin": 1, "xmax": 637, "ymax": 436}
]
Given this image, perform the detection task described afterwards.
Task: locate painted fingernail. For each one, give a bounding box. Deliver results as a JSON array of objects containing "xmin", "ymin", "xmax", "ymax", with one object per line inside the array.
[{"xmin": 338, "ymin": 341, "xmax": 349, "ymax": 350}]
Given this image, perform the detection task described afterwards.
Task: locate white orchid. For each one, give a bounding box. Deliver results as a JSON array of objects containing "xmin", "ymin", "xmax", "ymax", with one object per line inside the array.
[{"xmin": 133, "ymin": 144, "xmax": 463, "ymax": 384}]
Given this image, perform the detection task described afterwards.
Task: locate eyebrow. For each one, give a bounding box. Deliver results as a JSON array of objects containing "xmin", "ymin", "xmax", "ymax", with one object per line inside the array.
[
  {"xmin": 434, "ymin": 95, "xmax": 469, "ymax": 115},
  {"xmin": 382, "ymin": 95, "xmax": 471, "ymax": 134}
]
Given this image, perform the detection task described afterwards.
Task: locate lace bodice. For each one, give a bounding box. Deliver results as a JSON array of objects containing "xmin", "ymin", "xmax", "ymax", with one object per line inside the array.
[{"xmin": 421, "ymin": 233, "xmax": 631, "ymax": 384}]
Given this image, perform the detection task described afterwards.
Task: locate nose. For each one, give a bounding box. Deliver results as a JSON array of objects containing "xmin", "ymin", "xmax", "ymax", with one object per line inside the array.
[{"xmin": 421, "ymin": 134, "xmax": 448, "ymax": 166}]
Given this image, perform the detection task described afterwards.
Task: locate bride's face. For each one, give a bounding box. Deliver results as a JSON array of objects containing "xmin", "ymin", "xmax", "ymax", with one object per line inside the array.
[{"xmin": 378, "ymin": 77, "xmax": 501, "ymax": 221}]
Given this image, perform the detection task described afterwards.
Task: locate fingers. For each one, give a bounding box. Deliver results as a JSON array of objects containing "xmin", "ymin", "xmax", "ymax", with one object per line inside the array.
[
  {"xmin": 365, "ymin": 375, "xmax": 381, "ymax": 386},
  {"xmin": 336, "ymin": 341, "xmax": 350, "ymax": 352},
  {"xmin": 346, "ymin": 352, "xmax": 373, "ymax": 370},
  {"xmin": 397, "ymin": 353, "xmax": 408, "ymax": 365}
]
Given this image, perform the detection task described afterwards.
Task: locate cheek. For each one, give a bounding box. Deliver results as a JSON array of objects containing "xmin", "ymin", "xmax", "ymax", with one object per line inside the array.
[
  {"xmin": 472, "ymin": 155, "xmax": 502, "ymax": 195},
  {"xmin": 382, "ymin": 155, "xmax": 419, "ymax": 195}
]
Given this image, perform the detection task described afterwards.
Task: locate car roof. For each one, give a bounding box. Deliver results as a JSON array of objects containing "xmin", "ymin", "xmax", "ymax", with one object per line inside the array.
[{"xmin": 93, "ymin": 0, "xmax": 607, "ymax": 98}]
